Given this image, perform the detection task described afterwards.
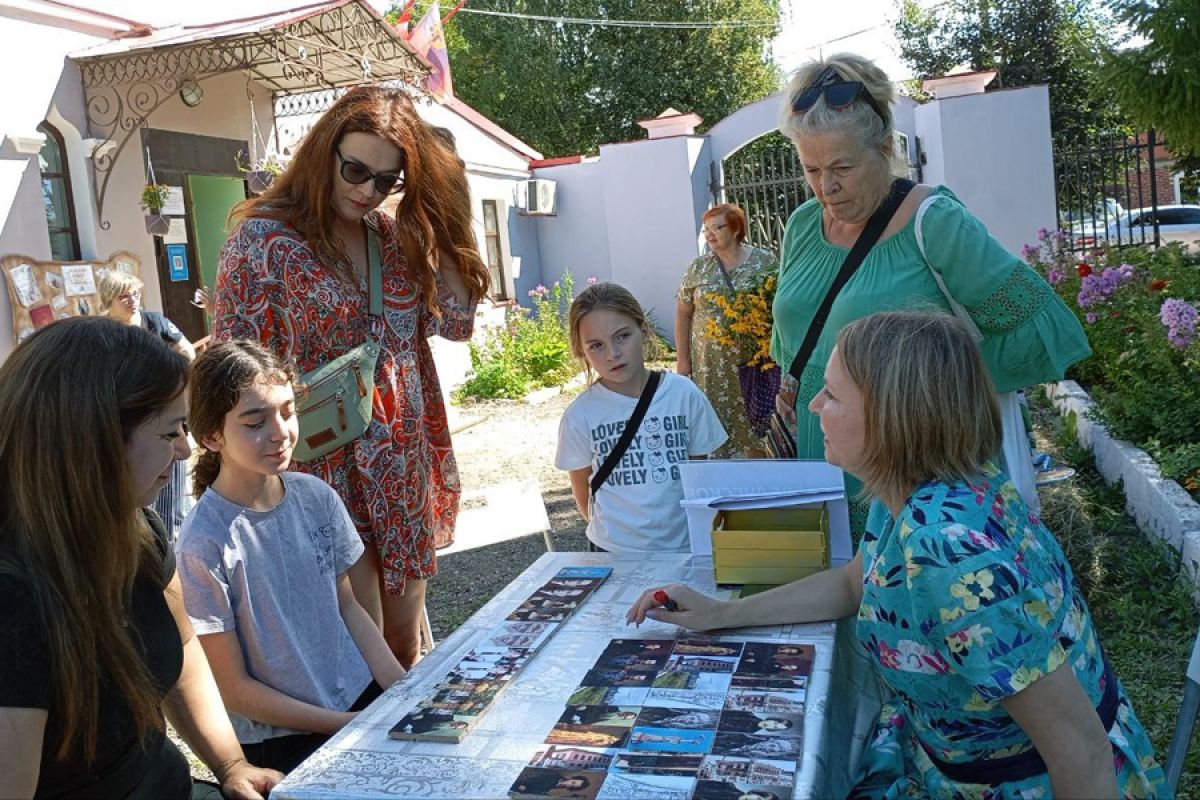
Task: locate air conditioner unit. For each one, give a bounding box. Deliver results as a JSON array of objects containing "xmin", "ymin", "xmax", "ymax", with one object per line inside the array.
[{"xmin": 523, "ymin": 179, "xmax": 557, "ymax": 216}]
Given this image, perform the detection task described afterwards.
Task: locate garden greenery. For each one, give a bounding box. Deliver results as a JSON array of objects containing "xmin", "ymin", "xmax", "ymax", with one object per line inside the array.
[
  {"xmin": 456, "ymin": 272, "xmax": 581, "ymax": 401},
  {"xmin": 1026, "ymin": 231, "xmax": 1200, "ymax": 497}
]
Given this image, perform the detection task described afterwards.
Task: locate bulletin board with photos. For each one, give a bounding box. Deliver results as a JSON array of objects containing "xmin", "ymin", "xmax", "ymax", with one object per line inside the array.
[{"xmin": 1, "ymin": 252, "xmax": 142, "ymax": 344}]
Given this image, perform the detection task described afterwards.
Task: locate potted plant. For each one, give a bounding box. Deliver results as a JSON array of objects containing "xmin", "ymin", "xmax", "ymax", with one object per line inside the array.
[
  {"xmin": 237, "ymin": 149, "xmax": 284, "ymax": 195},
  {"xmin": 141, "ymin": 183, "xmax": 171, "ymax": 236}
]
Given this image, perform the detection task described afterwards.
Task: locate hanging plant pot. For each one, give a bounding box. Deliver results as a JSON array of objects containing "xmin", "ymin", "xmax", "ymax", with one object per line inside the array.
[
  {"xmin": 246, "ymin": 170, "xmax": 276, "ymax": 195},
  {"xmin": 144, "ymin": 213, "xmax": 171, "ymax": 236}
]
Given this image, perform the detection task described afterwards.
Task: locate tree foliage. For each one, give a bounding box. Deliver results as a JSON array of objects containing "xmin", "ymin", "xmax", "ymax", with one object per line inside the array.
[
  {"xmin": 393, "ymin": 1, "xmax": 781, "ymax": 157},
  {"xmin": 1101, "ymin": 0, "xmax": 1200, "ymax": 154},
  {"xmin": 893, "ymin": 0, "xmax": 1122, "ymax": 145}
]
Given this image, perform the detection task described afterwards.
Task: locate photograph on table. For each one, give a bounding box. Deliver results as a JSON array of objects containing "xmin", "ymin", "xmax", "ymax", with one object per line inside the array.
[
  {"xmin": 644, "ymin": 688, "xmax": 727, "ymax": 710},
  {"xmin": 545, "ymin": 577, "xmax": 606, "ymax": 591},
  {"xmin": 710, "ymin": 732, "xmax": 801, "ymax": 760},
  {"xmin": 426, "ymin": 680, "xmax": 502, "ymax": 708},
  {"xmin": 580, "ymin": 667, "xmax": 657, "ymax": 688},
  {"xmin": 651, "ymin": 660, "xmax": 734, "ymax": 692},
  {"xmin": 529, "ymin": 745, "xmax": 616, "ymax": 772},
  {"xmin": 633, "ymin": 706, "xmax": 721, "ymax": 730},
  {"xmin": 697, "ymin": 755, "xmax": 795, "ymax": 788},
  {"xmin": 594, "ymin": 647, "xmax": 672, "ymax": 674},
  {"xmin": 509, "ymin": 604, "xmax": 574, "ymax": 623},
  {"xmin": 734, "ymin": 643, "xmax": 813, "ymax": 688},
  {"xmin": 509, "ymin": 766, "xmax": 607, "ymax": 799},
  {"xmin": 626, "ymin": 726, "xmax": 715, "ymax": 753},
  {"xmin": 692, "ymin": 778, "xmax": 792, "ymax": 800},
  {"xmin": 389, "ymin": 707, "xmax": 473, "ymax": 741},
  {"xmin": 609, "ymin": 752, "xmax": 705, "ymax": 776},
  {"xmin": 723, "ymin": 688, "xmax": 806, "ymax": 715},
  {"xmin": 553, "ymin": 566, "xmax": 613, "ymax": 580},
  {"xmin": 594, "ymin": 770, "xmax": 695, "ymax": 799},
  {"xmin": 557, "ymin": 705, "xmax": 640, "ymax": 727},
  {"xmin": 671, "ymin": 639, "xmax": 746, "ymax": 658},
  {"xmin": 568, "ymin": 686, "xmax": 650, "ymax": 707},
  {"xmin": 485, "ymin": 621, "xmax": 557, "ymax": 649},
  {"xmin": 545, "ymin": 723, "xmax": 634, "ymax": 749},
  {"xmin": 716, "ymin": 711, "xmax": 803, "ymax": 739}
]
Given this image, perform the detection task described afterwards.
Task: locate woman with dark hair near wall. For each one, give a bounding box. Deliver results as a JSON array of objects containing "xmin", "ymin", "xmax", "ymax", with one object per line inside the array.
[
  {"xmin": 212, "ymin": 86, "xmax": 489, "ymax": 667},
  {"xmin": 0, "ymin": 317, "xmax": 280, "ymax": 798},
  {"xmin": 676, "ymin": 203, "xmax": 779, "ymax": 457}
]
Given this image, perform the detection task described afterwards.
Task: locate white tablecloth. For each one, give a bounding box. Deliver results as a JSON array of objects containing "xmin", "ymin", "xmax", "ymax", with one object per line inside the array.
[{"xmin": 273, "ymin": 552, "xmax": 882, "ymax": 799}]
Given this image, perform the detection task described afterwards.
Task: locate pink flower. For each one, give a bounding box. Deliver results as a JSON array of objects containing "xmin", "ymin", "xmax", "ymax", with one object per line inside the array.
[{"xmin": 586, "ymin": 276, "xmax": 598, "ymax": 285}]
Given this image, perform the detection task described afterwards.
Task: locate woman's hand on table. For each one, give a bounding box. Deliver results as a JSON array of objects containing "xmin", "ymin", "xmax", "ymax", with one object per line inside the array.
[
  {"xmin": 625, "ymin": 583, "xmax": 725, "ymax": 631},
  {"xmin": 214, "ymin": 758, "xmax": 283, "ymax": 800}
]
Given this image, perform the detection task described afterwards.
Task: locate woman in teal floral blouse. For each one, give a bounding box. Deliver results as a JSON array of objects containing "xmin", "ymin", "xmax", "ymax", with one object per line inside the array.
[{"xmin": 630, "ymin": 312, "xmax": 1165, "ymax": 798}]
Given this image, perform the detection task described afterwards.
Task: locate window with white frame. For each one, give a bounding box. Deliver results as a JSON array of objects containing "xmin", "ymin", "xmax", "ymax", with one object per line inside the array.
[{"xmin": 482, "ymin": 199, "xmax": 508, "ymax": 300}]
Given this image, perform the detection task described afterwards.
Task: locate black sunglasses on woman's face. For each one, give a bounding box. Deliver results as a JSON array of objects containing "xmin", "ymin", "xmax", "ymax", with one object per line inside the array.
[
  {"xmin": 336, "ymin": 148, "xmax": 406, "ymax": 195},
  {"xmin": 792, "ymin": 65, "xmax": 886, "ymax": 123}
]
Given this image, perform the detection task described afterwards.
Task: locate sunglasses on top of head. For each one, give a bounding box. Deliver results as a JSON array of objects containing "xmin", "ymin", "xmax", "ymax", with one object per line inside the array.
[
  {"xmin": 791, "ymin": 65, "xmax": 886, "ymax": 123},
  {"xmin": 336, "ymin": 148, "xmax": 406, "ymax": 195}
]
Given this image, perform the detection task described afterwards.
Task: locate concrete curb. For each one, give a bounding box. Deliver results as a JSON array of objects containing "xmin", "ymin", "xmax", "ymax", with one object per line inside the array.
[{"xmin": 1046, "ymin": 380, "xmax": 1200, "ymax": 600}]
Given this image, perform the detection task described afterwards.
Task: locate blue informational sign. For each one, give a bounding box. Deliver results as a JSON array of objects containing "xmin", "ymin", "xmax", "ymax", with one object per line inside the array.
[{"xmin": 166, "ymin": 243, "xmax": 189, "ymax": 282}]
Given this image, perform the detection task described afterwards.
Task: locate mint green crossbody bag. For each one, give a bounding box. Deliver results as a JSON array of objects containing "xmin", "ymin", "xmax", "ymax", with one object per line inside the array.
[{"xmin": 292, "ymin": 228, "xmax": 383, "ymax": 463}]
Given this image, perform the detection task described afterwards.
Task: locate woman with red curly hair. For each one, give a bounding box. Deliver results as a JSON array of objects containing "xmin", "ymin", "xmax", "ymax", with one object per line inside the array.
[{"xmin": 212, "ymin": 86, "xmax": 488, "ymax": 668}]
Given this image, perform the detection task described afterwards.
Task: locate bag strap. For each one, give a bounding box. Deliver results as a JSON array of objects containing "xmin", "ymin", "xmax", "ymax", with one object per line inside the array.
[
  {"xmin": 590, "ymin": 370, "xmax": 663, "ymax": 496},
  {"xmin": 913, "ymin": 193, "xmax": 983, "ymax": 340},
  {"xmin": 366, "ymin": 226, "xmax": 383, "ymax": 318},
  {"xmin": 786, "ymin": 178, "xmax": 915, "ymax": 382}
]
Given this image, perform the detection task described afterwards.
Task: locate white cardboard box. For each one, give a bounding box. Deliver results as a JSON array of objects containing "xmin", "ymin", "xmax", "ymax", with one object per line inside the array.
[{"xmin": 679, "ymin": 459, "xmax": 852, "ymax": 565}]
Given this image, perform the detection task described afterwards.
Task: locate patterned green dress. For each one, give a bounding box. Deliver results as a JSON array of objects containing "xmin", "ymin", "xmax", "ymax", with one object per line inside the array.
[
  {"xmin": 851, "ymin": 465, "xmax": 1166, "ymax": 798},
  {"xmin": 678, "ymin": 246, "xmax": 779, "ymax": 458},
  {"xmin": 770, "ymin": 187, "xmax": 1090, "ymax": 531}
]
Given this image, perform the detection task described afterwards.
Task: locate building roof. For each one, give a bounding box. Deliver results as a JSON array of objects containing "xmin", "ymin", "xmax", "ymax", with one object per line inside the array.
[
  {"xmin": 71, "ymin": 0, "xmax": 428, "ymax": 94},
  {"xmin": 442, "ymin": 95, "xmax": 542, "ymax": 162}
]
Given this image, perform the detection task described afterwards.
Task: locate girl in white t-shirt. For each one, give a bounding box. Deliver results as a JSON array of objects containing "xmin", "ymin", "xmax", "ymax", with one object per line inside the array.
[
  {"xmin": 555, "ymin": 282, "xmax": 727, "ymax": 552},
  {"xmin": 177, "ymin": 341, "xmax": 406, "ymax": 774}
]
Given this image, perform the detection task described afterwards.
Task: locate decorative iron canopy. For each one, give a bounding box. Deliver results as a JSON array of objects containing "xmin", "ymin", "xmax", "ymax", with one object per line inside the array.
[{"xmin": 73, "ymin": 0, "xmax": 429, "ymax": 229}]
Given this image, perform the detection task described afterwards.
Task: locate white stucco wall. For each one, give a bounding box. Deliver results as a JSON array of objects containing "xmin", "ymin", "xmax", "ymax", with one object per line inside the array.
[
  {"xmin": 915, "ymin": 85, "xmax": 1055, "ymax": 254},
  {"xmin": 0, "ymin": 6, "xmax": 276, "ymax": 362},
  {"xmin": 532, "ymin": 159, "xmax": 612, "ymax": 289}
]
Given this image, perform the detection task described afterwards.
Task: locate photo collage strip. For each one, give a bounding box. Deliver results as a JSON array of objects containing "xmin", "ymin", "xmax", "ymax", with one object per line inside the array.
[
  {"xmin": 389, "ymin": 566, "xmax": 613, "ymax": 742},
  {"xmin": 508, "ymin": 638, "xmax": 815, "ymax": 799}
]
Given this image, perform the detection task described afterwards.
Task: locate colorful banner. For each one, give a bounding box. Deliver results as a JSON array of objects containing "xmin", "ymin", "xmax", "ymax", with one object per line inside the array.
[{"xmin": 409, "ymin": 1, "xmax": 454, "ymax": 98}]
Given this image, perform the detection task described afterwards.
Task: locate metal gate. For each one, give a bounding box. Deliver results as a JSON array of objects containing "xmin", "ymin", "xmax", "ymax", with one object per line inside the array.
[
  {"xmin": 1054, "ymin": 129, "xmax": 1169, "ymax": 252},
  {"xmin": 711, "ymin": 131, "xmax": 810, "ymax": 254}
]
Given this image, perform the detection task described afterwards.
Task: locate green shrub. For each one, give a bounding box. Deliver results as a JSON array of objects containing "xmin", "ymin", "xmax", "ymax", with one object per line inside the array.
[
  {"xmin": 1027, "ymin": 233, "xmax": 1200, "ymax": 496},
  {"xmin": 456, "ymin": 271, "xmax": 580, "ymax": 401}
]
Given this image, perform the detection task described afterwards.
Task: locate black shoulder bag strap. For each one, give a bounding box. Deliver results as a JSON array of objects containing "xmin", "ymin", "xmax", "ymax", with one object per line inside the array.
[
  {"xmin": 786, "ymin": 179, "xmax": 916, "ymax": 382},
  {"xmin": 591, "ymin": 370, "xmax": 664, "ymax": 495}
]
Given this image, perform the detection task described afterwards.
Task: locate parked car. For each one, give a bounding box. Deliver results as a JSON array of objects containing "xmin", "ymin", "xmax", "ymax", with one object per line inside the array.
[
  {"xmin": 1066, "ymin": 198, "xmax": 1125, "ymax": 249},
  {"xmin": 1100, "ymin": 205, "xmax": 1200, "ymax": 250}
]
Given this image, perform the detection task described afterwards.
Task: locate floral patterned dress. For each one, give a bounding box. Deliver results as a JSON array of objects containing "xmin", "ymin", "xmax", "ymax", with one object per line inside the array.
[
  {"xmin": 851, "ymin": 464, "xmax": 1166, "ymax": 798},
  {"xmin": 677, "ymin": 246, "xmax": 779, "ymax": 457},
  {"xmin": 212, "ymin": 212, "xmax": 474, "ymax": 595}
]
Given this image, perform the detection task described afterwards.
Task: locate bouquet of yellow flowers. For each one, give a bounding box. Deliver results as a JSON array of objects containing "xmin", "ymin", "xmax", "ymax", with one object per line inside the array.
[
  {"xmin": 703, "ymin": 272, "xmax": 778, "ymax": 370},
  {"xmin": 703, "ymin": 272, "xmax": 781, "ymax": 438}
]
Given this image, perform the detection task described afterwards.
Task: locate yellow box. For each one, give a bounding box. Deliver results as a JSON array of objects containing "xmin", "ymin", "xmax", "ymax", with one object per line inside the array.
[{"xmin": 711, "ymin": 506, "xmax": 830, "ymax": 586}]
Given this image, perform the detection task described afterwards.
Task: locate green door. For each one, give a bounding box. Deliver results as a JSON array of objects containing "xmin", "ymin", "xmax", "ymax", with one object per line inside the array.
[{"xmin": 185, "ymin": 174, "xmax": 247, "ymax": 324}]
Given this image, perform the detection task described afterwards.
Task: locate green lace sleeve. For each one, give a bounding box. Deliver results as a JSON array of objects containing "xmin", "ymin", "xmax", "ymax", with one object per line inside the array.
[{"xmin": 921, "ymin": 191, "xmax": 1091, "ymax": 392}]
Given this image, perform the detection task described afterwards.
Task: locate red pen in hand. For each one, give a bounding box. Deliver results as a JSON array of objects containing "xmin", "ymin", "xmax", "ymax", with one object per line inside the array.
[{"xmin": 653, "ymin": 590, "xmax": 680, "ymax": 612}]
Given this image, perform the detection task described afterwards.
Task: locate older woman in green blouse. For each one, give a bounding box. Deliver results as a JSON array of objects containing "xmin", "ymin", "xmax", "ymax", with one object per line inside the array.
[{"xmin": 769, "ymin": 53, "xmax": 1089, "ymax": 531}]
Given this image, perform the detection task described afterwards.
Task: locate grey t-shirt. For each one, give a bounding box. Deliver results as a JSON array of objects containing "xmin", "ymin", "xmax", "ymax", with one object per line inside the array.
[{"xmin": 177, "ymin": 472, "xmax": 372, "ymax": 743}]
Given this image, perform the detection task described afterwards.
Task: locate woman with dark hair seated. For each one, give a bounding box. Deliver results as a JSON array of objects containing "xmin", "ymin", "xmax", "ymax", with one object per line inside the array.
[{"xmin": 0, "ymin": 318, "xmax": 280, "ymax": 798}]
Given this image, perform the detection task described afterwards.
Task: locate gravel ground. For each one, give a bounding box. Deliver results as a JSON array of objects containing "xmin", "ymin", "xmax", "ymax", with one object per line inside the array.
[{"xmin": 428, "ymin": 389, "xmax": 589, "ymax": 637}]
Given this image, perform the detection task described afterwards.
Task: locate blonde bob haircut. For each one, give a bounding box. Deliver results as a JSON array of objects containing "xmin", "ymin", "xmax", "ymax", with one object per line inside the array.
[
  {"xmin": 568, "ymin": 282, "xmax": 649, "ymax": 381},
  {"xmin": 98, "ymin": 270, "xmax": 144, "ymax": 311},
  {"xmin": 835, "ymin": 311, "xmax": 1002, "ymax": 506}
]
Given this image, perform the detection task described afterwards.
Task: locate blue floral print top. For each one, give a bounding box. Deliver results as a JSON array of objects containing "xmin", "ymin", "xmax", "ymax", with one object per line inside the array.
[{"xmin": 850, "ymin": 465, "xmax": 1165, "ymax": 798}]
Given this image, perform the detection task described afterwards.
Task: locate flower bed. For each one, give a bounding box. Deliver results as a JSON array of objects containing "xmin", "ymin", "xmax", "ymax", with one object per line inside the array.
[{"xmin": 1026, "ymin": 231, "xmax": 1200, "ymax": 500}]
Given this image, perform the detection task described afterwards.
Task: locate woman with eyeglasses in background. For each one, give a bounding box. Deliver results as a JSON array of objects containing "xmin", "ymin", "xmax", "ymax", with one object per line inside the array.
[
  {"xmin": 212, "ymin": 86, "xmax": 488, "ymax": 668},
  {"xmin": 769, "ymin": 53, "xmax": 1089, "ymax": 534},
  {"xmin": 675, "ymin": 203, "xmax": 779, "ymax": 457}
]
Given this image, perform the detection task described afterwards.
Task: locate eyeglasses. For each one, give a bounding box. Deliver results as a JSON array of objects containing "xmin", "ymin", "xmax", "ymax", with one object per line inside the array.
[
  {"xmin": 703, "ymin": 223, "xmax": 728, "ymax": 235},
  {"xmin": 336, "ymin": 148, "xmax": 405, "ymax": 195},
  {"xmin": 791, "ymin": 66, "xmax": 886, "ymax": 123}
]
